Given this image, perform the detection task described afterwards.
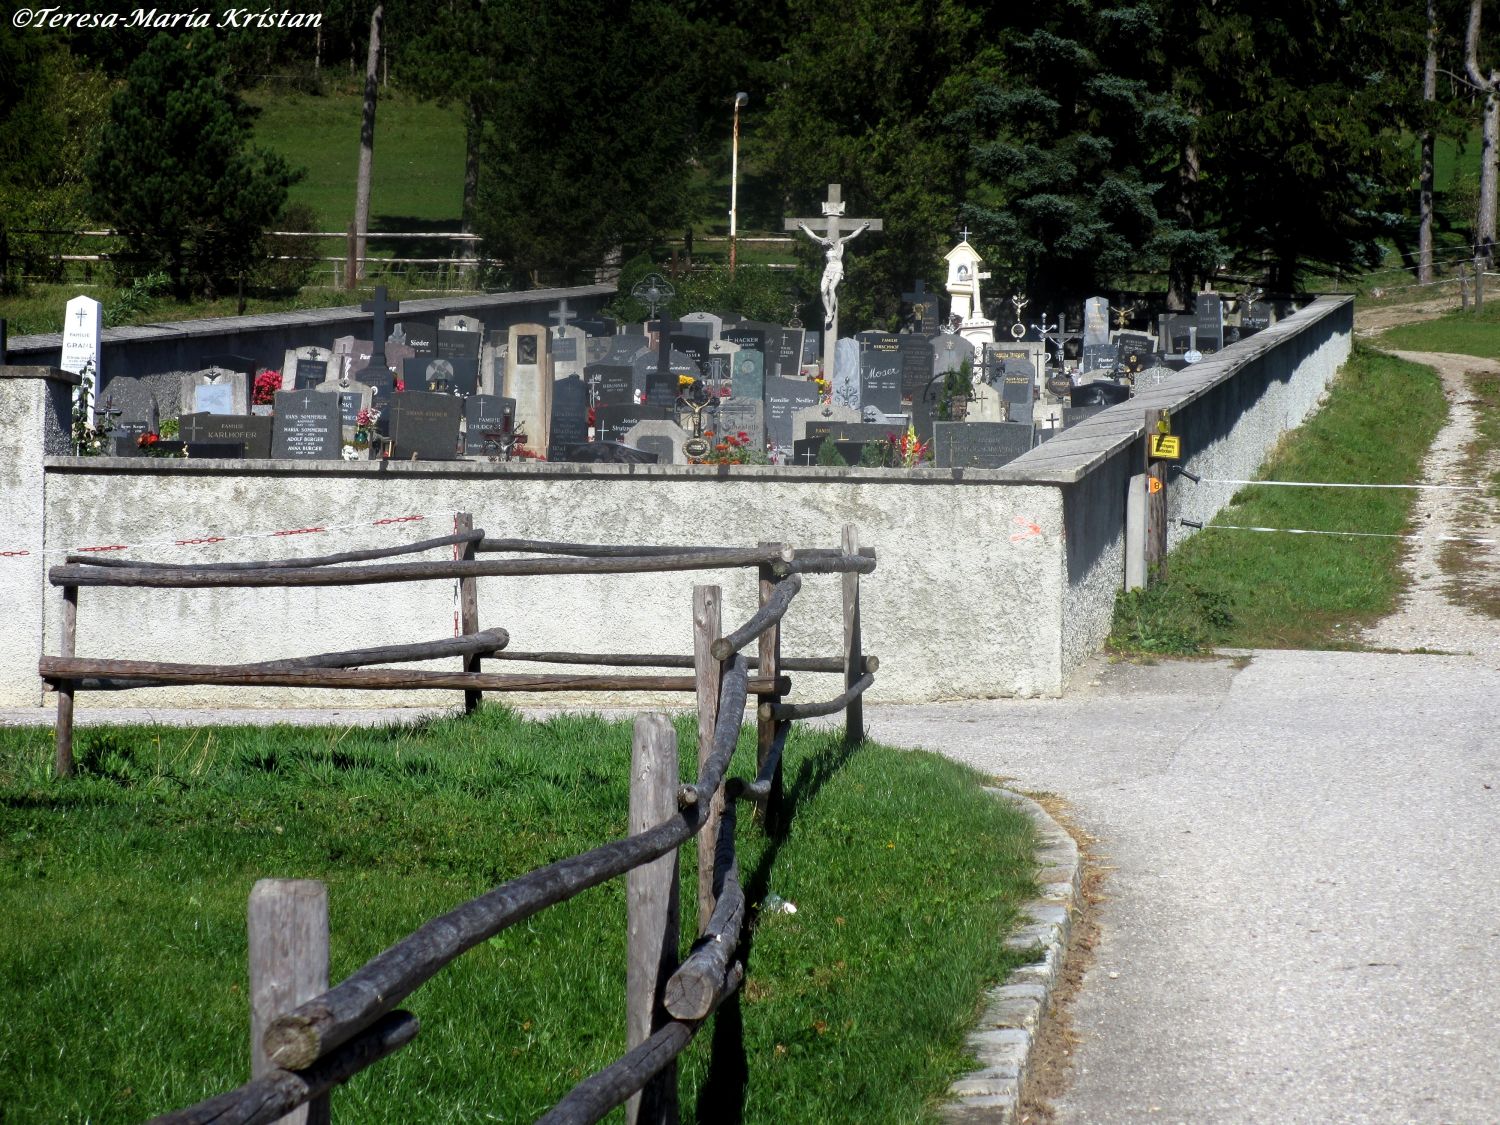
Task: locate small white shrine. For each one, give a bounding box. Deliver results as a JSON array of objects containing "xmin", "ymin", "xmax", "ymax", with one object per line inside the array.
[{"xmin": 944, "ymin": 234, "xmax": 996, "ymax": 350}]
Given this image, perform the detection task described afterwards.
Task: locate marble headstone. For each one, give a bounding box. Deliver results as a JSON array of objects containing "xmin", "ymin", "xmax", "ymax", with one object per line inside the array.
[
  {"xmin": 623, "ymin": 419, "xmax": 690, "ymax": 464},
  {"xmin": 831, "ymin": 338, "xmax": 860, "ymax": 410},
  {"xmin": 282, "ymin": 346, "xmax": 336, "ymax": 390},
  {"xmin": 505, "ymin": 324, "xmax": 552, "ymax": 454}
]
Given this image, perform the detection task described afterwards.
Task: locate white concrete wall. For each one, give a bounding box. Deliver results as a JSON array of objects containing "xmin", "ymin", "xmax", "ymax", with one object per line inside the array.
[{"xmin": 38, "ymin": 464, "xmax": 1066, "ymax": 708}]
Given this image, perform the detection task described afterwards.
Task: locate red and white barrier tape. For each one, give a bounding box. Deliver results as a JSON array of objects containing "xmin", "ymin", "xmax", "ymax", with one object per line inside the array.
[{"xmin": 0, "ymin": 511, "xmax": 453, "ymax": 561}]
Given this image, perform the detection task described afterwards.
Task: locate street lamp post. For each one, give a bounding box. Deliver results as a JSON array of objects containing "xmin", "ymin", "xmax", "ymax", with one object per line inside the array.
[{"xmin": 730, "ymin": 91, "xmax": 748, "ymax": 277}]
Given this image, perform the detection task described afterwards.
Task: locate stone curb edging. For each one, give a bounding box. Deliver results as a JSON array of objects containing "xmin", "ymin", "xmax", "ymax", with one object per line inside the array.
[{"xmin": 942, "ymin": 787, "xmax": 1082, "ymax": 1123}]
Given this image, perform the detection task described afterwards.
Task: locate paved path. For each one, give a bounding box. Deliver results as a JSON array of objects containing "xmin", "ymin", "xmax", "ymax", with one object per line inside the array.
[{"xmin": 864, "ymin": 651, "xmax": 1500, "ymax": 1123}]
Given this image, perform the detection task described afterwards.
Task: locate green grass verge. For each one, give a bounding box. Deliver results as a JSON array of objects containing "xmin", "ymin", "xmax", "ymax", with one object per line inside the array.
[
  {"xmin": 1379, "ymin": 301, "xmax": 1500, "ymax": 359},
  {"xmin": 1110, "ymin": 342, "xmax": 1448, "ymax": 652},
  {"xmin": 0, "ymin": 707, "xmax": 1035, "ymax": 1124}
]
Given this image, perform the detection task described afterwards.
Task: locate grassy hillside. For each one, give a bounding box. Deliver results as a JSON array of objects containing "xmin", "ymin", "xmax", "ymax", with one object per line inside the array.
[{"xmin": 246, "ymin": 88, "xmax": 467, "ymax": 232}]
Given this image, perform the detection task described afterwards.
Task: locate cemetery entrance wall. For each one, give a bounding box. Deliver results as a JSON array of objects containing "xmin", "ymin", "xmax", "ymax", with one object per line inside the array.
[{"xmin": 0, "ymin": 297, "xmax": 1353, "ymax": 708}]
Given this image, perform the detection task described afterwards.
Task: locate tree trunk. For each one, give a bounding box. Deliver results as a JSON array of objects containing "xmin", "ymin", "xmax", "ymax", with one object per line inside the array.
[
  {"xmin": 1420, "ymin": 0, "xmax": 1437, "ymax": 283},
  {"xmin": 1466, "ymin": 0, "xmax": 1498, "ymax": 264},
  {"xmin": 462, "ymin": 99, "xmax": 481, "ymax": 234},
  {"xmin": 353, "ymin": 5, "xmax": 383, "ymax": 283},
  {"xmin": 1167, "ymin": 134, "xmax": 1200, "ymax": 311}
]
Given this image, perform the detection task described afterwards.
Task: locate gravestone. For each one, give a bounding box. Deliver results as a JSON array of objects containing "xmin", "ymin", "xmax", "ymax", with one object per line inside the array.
[
  {"xmin": 932, "ymin": 421, "xmax": 1034, "ymax": 468},
  {"xmin": 678, "ymin": 312, "xmax": 720, "ymax": 339},
  {"xmin": 831, "ymin": 338, "xmax": 860, "ymax": 410},
  {"xmin": 592, "ymin": 364, "xmax": 636, "ymax": 406},
  {"xmin": 594, "ymin": 403, "xmax": 672, "ymax": 445},
  {"xmin": 730, "ymin": 348, "xmax": 765, "ymax": 402},
  {"xmin": 701, "ymin": 344, "xmax": 736, "ymax": 397},
  {"xmin": 1116, "ymin": 333, "xmax": 1155, "ymax": 374},
  {"xmin": 1000, "ymin": 371, "xmax": 1034, "ymax": 405},
  {"xmin": 900, "ymin": 335, "xmax": 936, "ymax": 400},
  {"xmin": 181, "ymin": 412, "xmax": 273, "ymax": 458},
  {"xmin": 438, "ymin": 314, "xmax": 482, "ymax": 334},
  {"xmin": 670, "ymin": 333, "xmax": 710, "ymax": 374},
  {"xmin": 792, "ymin": 402, "xmax": 864, "ymax": 444},
  {"xmin": 463, "ymin": 394, "xmax": 516, "ymax": 456},
  {"xmin": 606, "ymin": 334, "xmax": 650, "ymax": 365},
  {"xmin": 722, "ymin": 326, "xmax": 766, "ymax": 356},
  {"xmin": 404, "ymin": 356, "xmax": 477, "ymax": 397},
  {"xmin": 99, "ymin": 376, "xmax": 159, "ymax": 443},
  {"xmin": 1241, "ymin": 301, "xmax": 1273, "ymax": 336},
  {"xmin": 1195, "ymin": 293, "xmax": 1224, "ymax": 353},
  {"xmin": 802, "ymin": 330, "xmax": 821, "ymax": 369},
  {"xmin": 1161, "ymin": 313, "xmax": 1196, "ymax": 353},
  {"xmin": 548, "ymin": 374, "xmax": 590, "ymax": 459},
  {"xmin": 1008, "ymin": 399, "xmax": 1035, "ymax": 425},
  {"xmin": 763, "ymin": 376, "xmax": 822, "ymax": 448},
  {"xmin": 1063, "ymin": 405, "xmax": 1106, "ymax": 427},
  {"xmin": 388, "ymin": 392, "xmax": 462, "ymax": 460},
  {"xmin": 1083, "ymin": 297, "xmax": 1110, "ymax": 347},
  {"xmin": 903, "ymin": 279, "xmax": 942, "ymax": 336},
  {"xmin": 908, "ymin": 391, "xmax": 938, "ymax": 444},
  {"xmin": 1081, "ymin": 343, "xmax": 1119, "ymax": 375},
  {"xmin": 714, "ymin": 398, "xmax": 766, "ymax": 448},
  {"xmin": 576, "ymin": 315, "xmax": 618, "ymax": 338},
  {"xmin": 932, "ymin": 334, "xmax": 975, "ymax": 377},
  {"xmin": 271, "ymin": 391, "xmax": 342, "ymax": 459},
  {"xmin": 436, "ymin": 328, "xmax": 483, "ymax": 361},
  {"xmin": 584, "ymin": 336, "xmax": 612, "ymax": 364},
  {"xmin": 549, "ymin": 327, "xmax": 589, "ymax": 384},
  {"xmin": 858, "ymin": 333, "xmax": 903, "ymax": 416},
  {"xmin": 200, "ymin": 353, "xmax": 258, "ymax": 377},
  {"xmin": 313, "ymin": 371, "xmax": 373, "ymax": 438},
  {"xmin": 182, "ymin": 369, "xmax": 248, "ymax": 416},
  {"xmin": 623, "ymin": 419, "xmax": 690, "ymax": 464},
  {"xmin": 773, "ymin": 327, "xmax": 805, "ymax": 381},
  {"xmin": 506, "ymin": 324, "xmax": 552, "ymax": 453},
  {"xmin": 282, "ymin": 346, "xmax": 336, "ymax": 390},
  {"xmin": 635, "ymin": 351, "xmax": 689, "ymax": 409},
  {"xmin": 393, "ymin": 321, "xmax": 437, "ymax": 355},
  {"xmin": 61, "ymin": 295, "xmax": 102, "ymax": 385},
  {"xmin": 362, "ymin": 367, "xmax": 398, "ymax": 414}
]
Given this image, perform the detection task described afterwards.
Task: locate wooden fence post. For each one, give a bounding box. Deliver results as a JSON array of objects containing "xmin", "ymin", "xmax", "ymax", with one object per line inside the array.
[
  {"xmin": 1143, "ymin": 409, "xmax": 1169, "ymax": 582},
  {"xmin": 454, "ymin": 512, "xmax": 482, "ymax": 714},
  {"xmin": 626, "ymin": 715, "xmax": 680, "ymax": 1125},
  {"xmin": 692, "ymin": 585, "xmax": 723, "ymax": 932},
  {"xmin": 756, "ymin": 542, "xmax": 786, "ymax": 835},
  {"xmin": 55, "ymin": 584, "xmax": 77, "ymax": 779},
  {"xmin": 249, "ymin": 879, "xmax": 331, "ymax": 1125},
  {"xmin": 841, "ymin": 525, "xmax": 863, "ymax": 746}
]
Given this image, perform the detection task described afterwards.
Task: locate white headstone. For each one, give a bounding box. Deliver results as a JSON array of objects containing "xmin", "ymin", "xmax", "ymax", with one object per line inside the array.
[
  {"xmin": 181, "ymin": 369, "xmax": 249, "ymax": 416},
  {"xmin": 61, "ymin": 295, "xmax": 102, "ymax": 382},
  {"xmin": 832, "ymin": 338, "xmax": 860, "ymax": 410},
  {"xmin": 624, "ymin": 419, "xmax": 690, "ymax": 464},
  {"xmin": 439, "ymin": 314, "xmax": 483, "ymax": 333},
  {"xmin": 505, "ymin": 323, "xmax": 552, "ymax": 454},
  {"xmin": 549, "ymin": 326, "xmax": 589, "ymax": 385},
  {"xmin": 793, "ymin": 403, "xmax": 859, "ymax": 442}
]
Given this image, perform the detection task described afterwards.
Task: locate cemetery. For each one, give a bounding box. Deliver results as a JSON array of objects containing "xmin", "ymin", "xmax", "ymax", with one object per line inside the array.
[{"xmin": 0, "ymin": 225, "xmax": 1353, "ymax": 707}]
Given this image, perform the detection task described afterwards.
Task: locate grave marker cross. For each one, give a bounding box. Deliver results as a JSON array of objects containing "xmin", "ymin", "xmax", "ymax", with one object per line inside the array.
[
  {"xmin": 361, "ymin": 285, "xmax": 401, "ymax": 377},
  {"xmin": 550, "ymin": 298, "xmax": 578, "ymax": 337},
  {"xmin": 903, "ymin": 279, "xmax": 936, "ymax": 331},
  {"xmin": 785, "ymin": 183, "xmax": 883, "ymax": 378}
]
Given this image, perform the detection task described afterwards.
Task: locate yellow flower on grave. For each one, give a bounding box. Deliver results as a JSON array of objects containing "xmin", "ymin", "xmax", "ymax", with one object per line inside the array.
[{"xmin": 678, "ymin": 373, "xmax": 696, "ymax": 386}]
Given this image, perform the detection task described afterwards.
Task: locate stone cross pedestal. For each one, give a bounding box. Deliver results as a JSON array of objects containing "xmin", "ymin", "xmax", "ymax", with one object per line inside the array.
[{"xmin": 785, "ymin": 183, "xmax": 882, "ymax": 379}]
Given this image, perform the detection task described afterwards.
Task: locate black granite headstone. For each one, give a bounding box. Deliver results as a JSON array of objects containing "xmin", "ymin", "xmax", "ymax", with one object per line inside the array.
[
  {"xmin": 388, "ymin": 392, "xmax": 462, "ymax": 460},
  {"xmin": 900, "ymin": 336, "xmax": 936, "ymax": 399},
  {"xmin": 394, "ymin": 321, "xmax": 437, "ymax": 355},
  {"xmin": 773, "ymin": 328, "xmax": 804, "ymax": 381},
  {"xmin": 463, "ymin": 394, "xmax": 515, "ymax": 455},
  {"xmin": 271, "ymin": 391, "xmax": 342, "ymax": 459},
  {"xmin": 932, "ymin": 421, "xmax": 1034, "ymax": 468},
  {"xmin": 592, "ymin": 365, "xmax": 636, "ymax": 406},
  {"xmin": 181, "ymin": 412, "xmax": 273, "ymax": 458},
  {"xmin": 436, "ymin": 329, "xmax": 482, "ymax": 360},
  {"xmin": 859, "ymin": 334, "xmax": 903, "ymax": 416},
  {"xmin": 1195, "ymin": 293, "xmax": 1224, "ymax": 353},
  {"xmin": 763, "ymin": 376, "xmax": 823, "ymax": 448},
  {"xmin": 548, "ymin": 375, "xmax": 590, "ymax": 458},
  {"xmin": 594, "ymin": 404, "xmax": 671, "ymax": 445},
  {"xmin": 291, "ymin": 359, "xmax": 329, "ymax": 389}
]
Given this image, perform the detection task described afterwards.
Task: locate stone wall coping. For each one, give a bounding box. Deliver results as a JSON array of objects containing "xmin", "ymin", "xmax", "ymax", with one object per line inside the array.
[
  {"xmin": 0, "ymin": 365, "xmax": 82, "ymax": 385},
  {"xmin": 6, "ymin": 283, "xmax": 616, "ymax": 355}
]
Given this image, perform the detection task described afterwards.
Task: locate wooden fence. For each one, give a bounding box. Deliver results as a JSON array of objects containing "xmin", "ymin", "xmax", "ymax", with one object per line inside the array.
[{"xmin": 37, "ymin": 517, "xmax": 877, "ymax": 1124}]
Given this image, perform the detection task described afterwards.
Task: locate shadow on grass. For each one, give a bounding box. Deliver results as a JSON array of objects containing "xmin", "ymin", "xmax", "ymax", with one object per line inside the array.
[{"xmin": 695, "ymin": 728, "xmax": 864, "ymax": 1124}]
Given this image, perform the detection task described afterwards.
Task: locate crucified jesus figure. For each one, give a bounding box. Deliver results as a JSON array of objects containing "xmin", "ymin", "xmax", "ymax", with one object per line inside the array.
[{"xmin": 799, "ymin": 220, "xmax": 870, "ymax": 330}]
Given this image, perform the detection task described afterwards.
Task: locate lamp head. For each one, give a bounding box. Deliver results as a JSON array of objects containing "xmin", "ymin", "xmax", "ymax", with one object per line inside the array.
[{"xmin": 734, "ymin": 91, "xmax": 749, "ymax": 108}]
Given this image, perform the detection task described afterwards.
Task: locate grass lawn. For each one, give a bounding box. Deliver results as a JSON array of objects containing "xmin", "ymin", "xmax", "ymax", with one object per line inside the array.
[
  {"xmin": 1380, "ymin": 302, "xmax": 1500, "ymax": 360},
  {"xmin": 1111, "ymin": 343, "xmax": 1448, "ymax": 652},
  {"xmin": 0, "ymin": 707, "xmax": 1035, "ymax": 1124},
  {"xmin": 246, "ymin": 88, "xmax": 467, "ymax": 233}
]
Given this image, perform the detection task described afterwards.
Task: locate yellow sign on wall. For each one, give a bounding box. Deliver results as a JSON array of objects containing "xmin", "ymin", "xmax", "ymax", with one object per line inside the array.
[{"xmin": 1149, "ymin": 434, "xmax": 1181, "ymax": 460}]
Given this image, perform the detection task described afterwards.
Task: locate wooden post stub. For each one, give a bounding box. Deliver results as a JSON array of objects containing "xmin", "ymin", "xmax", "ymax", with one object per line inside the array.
[
  {"xmin": 841, "ymin": 524, "xmax": 864, "ymax": 746},
  {"xmin": 249, "ymin": 879, "xmax": 331, "ymax": 1125},
  {"xmin": 55, "ymin": 584, "xmax": 78, "ymax": 779},
  {"xmin": 626, "ymin": 714, "xmax": 680, "ymax": 1125},
  {"xmin": 692, "ymin": 585, "xmax": 723, "ymax": 933},
  {"xmin": 455, "ymin": 513, "xmax": 482, "ymax": 713}
]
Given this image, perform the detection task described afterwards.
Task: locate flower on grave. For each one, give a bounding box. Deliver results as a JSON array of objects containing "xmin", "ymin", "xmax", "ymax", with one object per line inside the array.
[
  {"xmin": 355, "ymin": 406, "xmax": 377, "ymax": 429},
  {"xmin": 719, "ymin": 386, "xmax": 731, "ymax": 397},
  {"xmin": 678, "ymin": 373, "xmax": 696, "ymax": 387},
  {"xmin": 395, "ymin": 378, "xmax": 406, "ymax": 392},
  {"xmin": 138, "ymin": 432, "xmax": 159, "ymax": 448},
  {"xmin": 252, "ymin": 369, "xmax": 281, "ymax": 406}
]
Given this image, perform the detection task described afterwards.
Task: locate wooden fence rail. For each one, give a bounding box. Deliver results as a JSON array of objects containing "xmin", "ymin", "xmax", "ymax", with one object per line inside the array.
[{"xmin": 40, "ymin": 516, "xmax": 878, "ymax": 1123}]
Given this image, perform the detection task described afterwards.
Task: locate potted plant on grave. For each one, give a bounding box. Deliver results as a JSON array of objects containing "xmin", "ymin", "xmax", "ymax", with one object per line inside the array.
[
  {"xmin": 353, "ymin": 406, "xmax": 377, "ymax": 453},
  {"xmin": 252, "ymin": 369, "xmax": 280, "ymax": 415}
]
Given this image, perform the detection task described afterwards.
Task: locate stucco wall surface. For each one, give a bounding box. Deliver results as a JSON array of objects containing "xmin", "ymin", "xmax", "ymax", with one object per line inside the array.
[{"xmin": 39, "ymin": 463, "xmax": 1067, "ymax": 708}]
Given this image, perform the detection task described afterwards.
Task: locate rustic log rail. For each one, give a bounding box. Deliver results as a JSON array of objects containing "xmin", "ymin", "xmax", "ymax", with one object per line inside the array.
[{"xmin": 41, "ymin": 517, "xmax": 878, "ymax": 1124}]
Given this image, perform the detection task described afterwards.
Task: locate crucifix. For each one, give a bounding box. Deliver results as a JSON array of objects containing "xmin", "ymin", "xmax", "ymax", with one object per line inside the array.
[
  {"xmin": 785, "ymin": 183, "xmax": 883, "ymax": 379},
  {"xmin": 361, "ymin": 285, "xmax": 400, "ymax": 377},
  {"xmin": 903, "ymin": 279, "xmax": 937, "ymax": 334},
  {"xmin": 549, "ymin": 298, "xmax": 577, "ymax": 338}
]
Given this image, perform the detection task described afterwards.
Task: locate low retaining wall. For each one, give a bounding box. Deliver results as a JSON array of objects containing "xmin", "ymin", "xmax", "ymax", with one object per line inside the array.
[{"xmin": 0, "ymin": 296, "xmax": 1353, "ymax": 709}]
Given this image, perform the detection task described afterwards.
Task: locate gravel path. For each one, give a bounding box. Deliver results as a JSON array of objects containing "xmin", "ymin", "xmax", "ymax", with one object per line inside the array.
[{"xmin": 1358, "ymin": 349, "xmax": 1500, "ymax": 663}]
